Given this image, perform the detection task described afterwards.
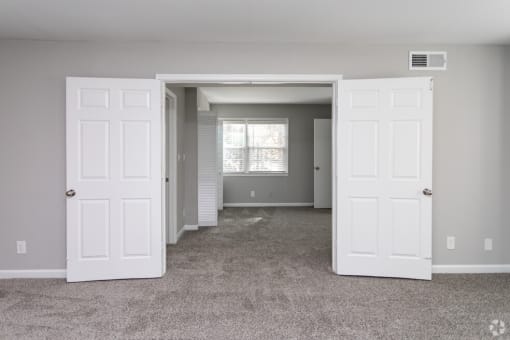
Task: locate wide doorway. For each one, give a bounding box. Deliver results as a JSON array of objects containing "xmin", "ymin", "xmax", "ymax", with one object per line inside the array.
[{"xmin": 65, "ymin": 75, "xmax": 433, "ymax": 282}]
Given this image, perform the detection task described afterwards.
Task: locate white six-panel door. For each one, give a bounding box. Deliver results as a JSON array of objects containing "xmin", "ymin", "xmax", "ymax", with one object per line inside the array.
[
  {"xmin": 314, "ymin": 119, "xmax": 332, "ymax": 208},
  {"xmin": 66, "ymin": 77, "xmax": 164, "ymax": 282},
  {"xmin": 337, "ymin": 78, "xmax": 433, "ymax": 280}
]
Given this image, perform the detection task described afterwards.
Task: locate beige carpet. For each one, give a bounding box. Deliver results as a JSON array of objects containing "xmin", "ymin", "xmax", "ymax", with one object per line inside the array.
[{"xmin": 0, "ymin": 207, "xmax": 509, "ymax": 339}]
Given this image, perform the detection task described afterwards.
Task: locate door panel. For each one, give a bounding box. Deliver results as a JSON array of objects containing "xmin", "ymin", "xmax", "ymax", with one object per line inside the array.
[
  {"xmin": 313, "ymin": 119, "xmax": 332, "ymax": 208},
  {"xmin": 198, "ymin": 111, "xmax": 218, "ymax": 226},
  {"xmin": 337, "ymin": 77, "xmax": 433, "ymax": 280},
  {"xmin": 217, "ymin": 121, "xmax": 224, "ymax": 210},
  {"xmin": 66, "ymin": 77, "xmax": 164, "ymax": 282}
]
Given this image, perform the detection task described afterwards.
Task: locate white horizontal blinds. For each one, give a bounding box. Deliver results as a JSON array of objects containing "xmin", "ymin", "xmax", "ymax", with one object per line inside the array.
[
  {"xmin": 222, "ymin": 119, "xmax": 288, "ymax": 174},
  {"xmin": 247, "ymin": 120, "xmax": 288, "ymax": 173},
  {"xmin": 223, "ymin": 121, "xmax": 246, "ymax": 173}
]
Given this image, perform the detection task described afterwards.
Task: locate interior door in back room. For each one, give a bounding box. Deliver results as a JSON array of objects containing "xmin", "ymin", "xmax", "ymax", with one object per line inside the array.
[{"xmin": 314, "ymin": 118, "xmax": 332, "ymax": 208}]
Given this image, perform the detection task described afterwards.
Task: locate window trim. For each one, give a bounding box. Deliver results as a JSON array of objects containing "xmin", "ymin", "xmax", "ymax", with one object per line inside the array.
[{"xmin": 220, "ymin": 117, "xmax": 289, "ymax": 176}]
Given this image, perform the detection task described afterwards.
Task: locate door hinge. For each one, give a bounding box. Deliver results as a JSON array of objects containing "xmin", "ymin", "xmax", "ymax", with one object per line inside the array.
[
  {"xmin": 429, "ymin": 78, "xmax": 434, "ymax": 91},
  {"xmin": 165, "ymin": 177, "xmax": 169, "ymax": 183}
]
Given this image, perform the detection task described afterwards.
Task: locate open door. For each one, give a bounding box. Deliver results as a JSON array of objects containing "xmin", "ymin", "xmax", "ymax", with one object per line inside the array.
[
  {"xmin": 217, "ymin": 120, "xmax": 224, "ymax": 211},
  {"xmin": 337, "ymin": 77, "xmax": 433, "ymax": 280},
  {"xmin": 198, "ymin": 111, "xmax": 218, "ymax": 226},
  {"xmin": 314, "ymin": 119, "xmax": 332, "ymax": 208},
  {"xmin": 66, "ymin": 77, "xmax": 164, "ymax": 282}
]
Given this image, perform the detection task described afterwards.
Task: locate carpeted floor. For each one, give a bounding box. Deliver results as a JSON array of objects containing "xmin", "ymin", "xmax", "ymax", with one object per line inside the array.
[{"xmin": 1, "ymin": 207, "xmax": 509, "ymax": 339}]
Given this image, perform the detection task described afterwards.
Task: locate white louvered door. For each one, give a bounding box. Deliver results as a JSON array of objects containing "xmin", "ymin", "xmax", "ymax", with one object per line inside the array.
[
  {"xmin": 337, "ymin": 77, "xmax": 433, "ymax": 280},
  {"xmin": 198, "ymin": 111, "xmax": 218, "ymax": 226},
  {"xmin": 66, "ymin": 77, "xmax": 164, "ymax": 282}
]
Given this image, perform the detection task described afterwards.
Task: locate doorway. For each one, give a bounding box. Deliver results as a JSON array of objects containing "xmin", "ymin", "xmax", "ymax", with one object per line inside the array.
[{"xmin": 65, "ymin": 75, "xmax": 433, "ymax": 282}]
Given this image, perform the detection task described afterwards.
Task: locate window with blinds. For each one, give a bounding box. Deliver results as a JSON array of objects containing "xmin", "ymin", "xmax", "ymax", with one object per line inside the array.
[{"xmin": 222, "ymin": 119, "xmax": 288, "ymax": 175}]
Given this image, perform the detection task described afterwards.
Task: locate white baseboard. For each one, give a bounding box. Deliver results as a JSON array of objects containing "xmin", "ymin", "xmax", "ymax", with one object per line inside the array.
[
  {"xmin": 1, "ymin": 265, "xmax": 509, "ymax": 279},
  {"xmin": 432, "ymin": 264, "xmax": 510, "ymax": 274},
  {"xmin": 0, "ymin": 269, "xmax": 66, "ymax": 279},
  {"xmin": 175, "ymin": 226, "xmax": 186, "ymax": 242},
  {"xmin": 183, "ymin": 224, "xmax": 199, "ymax": 231},
  {"xmin": 223, "ymin": 202, "xmax": 314, "ymax": 208}
]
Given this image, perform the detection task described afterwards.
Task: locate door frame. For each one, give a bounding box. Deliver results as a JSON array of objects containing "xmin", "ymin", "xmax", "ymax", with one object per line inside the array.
[
  {"xmin": 156, "ymin": 74, "xmax": 342, "ymax": 273},
  {"xmin": 164, "ymin": 88, "xmax": 178, "ymax": 245}
]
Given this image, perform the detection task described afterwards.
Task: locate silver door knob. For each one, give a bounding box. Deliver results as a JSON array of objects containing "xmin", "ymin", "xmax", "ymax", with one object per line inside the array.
[
  {"xmin": 422, "ymin": 188, "xmax": 432, "ymax": 196},
  {"xmin": 314, "ymin": 166, "xmax": 320, "ymax": 170},
  {"xmin": 66, "ymin": 189, "xmax": 76, "ymax": 197}
]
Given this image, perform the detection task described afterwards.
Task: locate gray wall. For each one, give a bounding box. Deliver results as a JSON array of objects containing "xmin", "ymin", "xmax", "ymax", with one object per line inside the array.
[
  {"xmin": 183, "ymin": 88, "xmax": 198, "ymax": 226},
  {"xmin": 214, "ymin": 104, "xmax": 331, "ymax": 204},
  {"xmin": 0, "ymin": 41, "xmax": 508, "ymax": 269}
]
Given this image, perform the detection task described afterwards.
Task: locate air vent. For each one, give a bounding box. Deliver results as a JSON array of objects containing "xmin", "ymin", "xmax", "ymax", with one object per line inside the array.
[{"xmin": 409, "ymin": 51, "xmax": 447, "ymax": 71}]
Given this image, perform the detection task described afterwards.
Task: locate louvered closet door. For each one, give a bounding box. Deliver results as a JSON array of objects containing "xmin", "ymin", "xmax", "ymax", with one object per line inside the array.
[
  {"xmin": 337, "ymin": 77, "xmax": 433, "ymax": 280},
  {"xmin": 66, "ymin": 77, "xmax": 164, "ymax": 282},
  {"xmin": 198, "ymin": 111, "xmax": 218, "ymax": 226}
]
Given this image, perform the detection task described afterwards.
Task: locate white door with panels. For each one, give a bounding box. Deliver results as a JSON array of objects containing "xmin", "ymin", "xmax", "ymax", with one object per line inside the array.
[
  {"xmin": 337, "ymin": 77, "xmax": 433, "ymax": 280},
  {"xmin": 198, "ymin": 111, "xmax": 218, "ymax": 226},
  {"xmin": 66, "ymin": 77, "xmax": 164, "ymax": 282},
  {"xmin": 314, "ymin": 119, "xmax": 332, "ymax": 208}
]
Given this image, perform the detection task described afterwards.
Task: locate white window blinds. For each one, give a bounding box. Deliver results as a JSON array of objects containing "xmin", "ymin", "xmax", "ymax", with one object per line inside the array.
[{"xmin": 222, "ymin": 119, "xmax": 288, "ymax": 174}]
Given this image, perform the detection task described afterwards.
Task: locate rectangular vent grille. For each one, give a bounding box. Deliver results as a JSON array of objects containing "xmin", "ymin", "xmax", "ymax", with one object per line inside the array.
[{"xmin": 409, "ymin": 51, "xmax": 447, "ymax": 71}]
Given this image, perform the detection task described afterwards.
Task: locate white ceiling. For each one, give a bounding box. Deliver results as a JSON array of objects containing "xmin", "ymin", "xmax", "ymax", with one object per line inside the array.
[
  {"xmin": 199, "ymin": 87, "xmax": 332, "ymax": 104},
  {"xmin": 1, "ymin": 0, "xmax": 509, "ymax": 44}
]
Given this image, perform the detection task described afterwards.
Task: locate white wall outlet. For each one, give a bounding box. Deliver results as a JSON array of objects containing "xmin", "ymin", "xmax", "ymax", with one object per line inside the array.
[
  {"xmin": 446, "ymin": 236, "xmax": 455, "ymax": 250},
  {"xmin": 484, "ymin": 238, "xmax": 493, "ymax": 251},
  {"xmin": 16, "ymin": 240, "xmax": 26, "ymax": 254},
  {"xmin": 250, "ymin": 190, "xmax": 255, "ymax": 198}
]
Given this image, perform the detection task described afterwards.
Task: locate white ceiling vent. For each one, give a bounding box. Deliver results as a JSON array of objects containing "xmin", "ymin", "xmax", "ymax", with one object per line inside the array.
[{"xmin": 409, "ymin": 51, "xmax": 447, "ymax": 71}]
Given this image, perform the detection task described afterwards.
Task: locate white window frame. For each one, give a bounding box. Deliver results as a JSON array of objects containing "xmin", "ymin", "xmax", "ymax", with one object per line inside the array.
[{"xmin": 220, "ymin": 117, "xmax": 289, "ymax": 176}]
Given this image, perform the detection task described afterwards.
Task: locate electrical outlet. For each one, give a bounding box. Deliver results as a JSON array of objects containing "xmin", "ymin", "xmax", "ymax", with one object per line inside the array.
[
  {"xmin": 446, "ymin": 236, "xmax": 455, "ymax": 250},
  {"xmin": 484, "ymin": 238, "xmax": 493, "ymax": 251},
  {"xmin": 16, "ymin": 240, "xmax": 26, "ymax": 254},
  {"xmin": 250, "ymin": 190, "xmax": 255, "ymax": 198}
]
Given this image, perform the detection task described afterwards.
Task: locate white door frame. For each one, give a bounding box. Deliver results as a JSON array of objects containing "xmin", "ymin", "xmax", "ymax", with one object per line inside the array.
[
  {"xmin": 156, "ymin": 74, "xmax": 342, "ymax": 273},
  {"xmin": 164, "ymin": 88, "xmax": 178, "ymax": 244}
]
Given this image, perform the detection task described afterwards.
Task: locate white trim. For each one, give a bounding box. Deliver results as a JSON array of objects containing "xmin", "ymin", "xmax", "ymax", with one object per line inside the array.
[
  {"xmin": 223, "ymin": 202, "xmax": 314, "ymax": 207},
  {"xmin": 432, "ymin": 265, "xmax": 510, "ymax": 274},
  {"xmin": 174, "ymin": 226, "xmax": 186, "ymax": 243},
  {"xmin": 183, "ymin": 224, "xmax": 199, "ymax": 231},
  {"xmin": 223, "ymin": 172, "xmax": 289, "ymax": 177},
  {"xmin": 157, "ymin": 73, "xmax": 341, "ymax": 275},
  {"xmin": 165, "ymin": 89, "xmax": 178, "ymax": 245},
  {"xmin": 156, "ymin": 74, "xmax": 343, "ymax": 84},
  {"xmin": 0, "ymin": 269, "xmax": 66, "ymax": 279}
]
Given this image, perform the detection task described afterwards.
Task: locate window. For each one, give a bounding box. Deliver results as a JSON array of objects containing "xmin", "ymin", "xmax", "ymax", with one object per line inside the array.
[{"xmin": 222, "ymin": 119, "xmax": 288, "ymax": 175}]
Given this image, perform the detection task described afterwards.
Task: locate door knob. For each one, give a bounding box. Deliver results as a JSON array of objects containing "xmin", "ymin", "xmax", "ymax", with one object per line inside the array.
[
  {"xmin": 422, "ymin": 188, "xmax": 432, "ymax": 196},
  {"xmin": 66, "ymin": 189, "xmax": 76, "ymax": 197},
  {"xmin": 314, "ymin": 166, "xmax": 320, "ymax": 170}
]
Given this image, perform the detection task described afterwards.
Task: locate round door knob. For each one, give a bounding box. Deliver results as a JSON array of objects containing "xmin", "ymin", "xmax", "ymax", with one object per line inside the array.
[
  {"xmin": 422, "ymin": 188, "xmax": 432, "ymax": 196},
  {"xmin": 314, "ymin": 166, "xmax": 320, "ymax": 170},
  {"xmin": 66, "ymin": 189, "xmax": 76, "ymax": 197}
]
